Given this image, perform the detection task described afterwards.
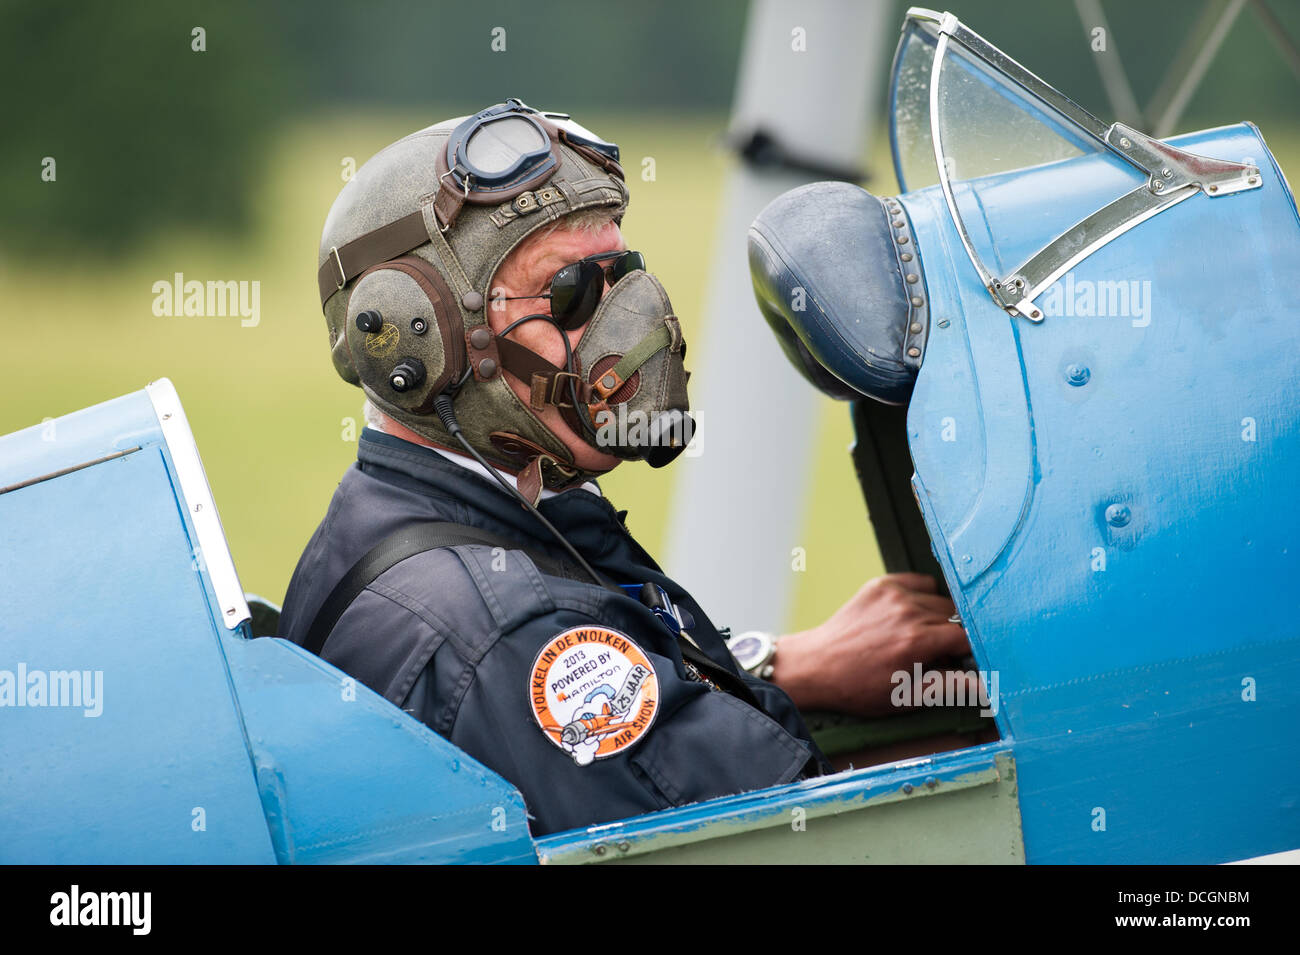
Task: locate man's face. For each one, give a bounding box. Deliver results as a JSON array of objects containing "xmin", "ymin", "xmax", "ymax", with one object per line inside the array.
[{"xmin": 488, "ymin": 219, "xmax": 626, "ymax": 473}]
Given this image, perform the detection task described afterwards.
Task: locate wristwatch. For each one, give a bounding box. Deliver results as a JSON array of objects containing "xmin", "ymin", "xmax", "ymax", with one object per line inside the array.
[{"xmin": 725, "ymin": 630, "xmax": 779, "ymax": 681}]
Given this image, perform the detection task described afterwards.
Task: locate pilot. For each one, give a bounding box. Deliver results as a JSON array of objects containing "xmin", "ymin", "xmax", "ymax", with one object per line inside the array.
[{"xmin": 278, "ymin": 100, "xmax": 969, "ymax": 835}]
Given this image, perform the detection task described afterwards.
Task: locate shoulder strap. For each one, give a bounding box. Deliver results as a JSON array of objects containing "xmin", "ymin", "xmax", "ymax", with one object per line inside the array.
[{"xmin": 301, "ymin": 521, "xmax": 591, "ymax": 657}]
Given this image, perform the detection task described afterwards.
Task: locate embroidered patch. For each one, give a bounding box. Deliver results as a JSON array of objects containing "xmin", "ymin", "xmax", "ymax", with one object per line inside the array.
[{"xmin": 529, "ymin": 626, "xmax": 660, "ymax": 766}]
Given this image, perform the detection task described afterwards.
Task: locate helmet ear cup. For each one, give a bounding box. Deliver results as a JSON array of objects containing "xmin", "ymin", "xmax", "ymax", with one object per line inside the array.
[{"xmin": 345, "ymin": 255, "xmax": 466, "ymax": 412}]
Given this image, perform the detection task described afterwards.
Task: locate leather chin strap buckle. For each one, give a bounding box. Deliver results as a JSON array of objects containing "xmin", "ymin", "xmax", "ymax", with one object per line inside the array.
[
  {"xmin": 550, "ymin": 370, "xmax": 588, "ymax": 408},
  {"xmin": 517, "ymin": 453, "xmax": 589, "ymax": 505},
  {"xmin": 496, "ymin": 334, "xmax": 593, "ymax": 411},
  {"xmin": 530, "ymin": 370, "xmax": 588, "ymax": 409}
]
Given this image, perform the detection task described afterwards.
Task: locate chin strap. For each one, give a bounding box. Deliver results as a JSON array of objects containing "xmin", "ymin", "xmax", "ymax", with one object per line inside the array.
[
  {"xmin": 493, "ymin": 336, "xmax": 609, "ymax": 440},
  {"xmin": 494, "ymin": 337, "xmax": 592, "ymax": 407},
  {"xmin": 491, "ymin": 323, "xmax": 677, "ymax": 435}
]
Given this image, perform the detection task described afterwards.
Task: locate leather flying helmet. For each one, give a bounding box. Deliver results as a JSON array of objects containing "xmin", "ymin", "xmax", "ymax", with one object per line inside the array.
[{"xmin": 317, "ymin": 99, "xmax": 694, "ymax": 499}]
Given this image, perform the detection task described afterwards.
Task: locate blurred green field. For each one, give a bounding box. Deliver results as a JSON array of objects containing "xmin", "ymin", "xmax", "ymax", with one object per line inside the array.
[{"xmin": 4, "ymin": 113, "xmax": 1298, "ymax": 633}]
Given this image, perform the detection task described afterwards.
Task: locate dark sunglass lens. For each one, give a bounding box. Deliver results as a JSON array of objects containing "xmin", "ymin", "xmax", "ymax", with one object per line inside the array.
[
  {"xmin": 548, "ymin": 263, "xmax": 583, "ymax": 322},
  {"xmin": 610, "ymin": 251, "xmax": 645, "ymax": 283},
  {"xmin": 552, "ymin": 260, "xmax": 604, "ymax": 329}
]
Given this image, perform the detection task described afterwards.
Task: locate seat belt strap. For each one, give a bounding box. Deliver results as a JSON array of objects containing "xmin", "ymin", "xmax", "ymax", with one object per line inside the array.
[{"xmin": 301, "ymin": 521, "xmax": 586, "ymax": 657}]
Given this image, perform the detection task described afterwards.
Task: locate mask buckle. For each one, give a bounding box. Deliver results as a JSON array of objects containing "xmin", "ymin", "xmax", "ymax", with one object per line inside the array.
[
  {"xmin": 550, "ymin": 370, "xmax": 592, "ymax": 408},
  {"xmin": 530, "ymin": 369, "xmax": 588, "ymax": 410}
]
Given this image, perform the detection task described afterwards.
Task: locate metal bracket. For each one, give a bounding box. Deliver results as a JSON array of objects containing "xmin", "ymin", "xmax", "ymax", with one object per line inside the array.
[
  {"xmin": 990, "ymin": 185, "xmax": 1200, "ymax": 320},
  {"xmin": 990, "ymin": 126, "xmax": 1260, "ymax": 320},
  {"xmin": 1105, "ymin": 122, "xmax": 1260, "ymax": 197}
]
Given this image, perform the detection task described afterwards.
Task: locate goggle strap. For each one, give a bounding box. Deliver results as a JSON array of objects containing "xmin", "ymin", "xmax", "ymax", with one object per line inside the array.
[
  {"xmin": 555, "ymin": 128, "xmax": 625, "ymax": 182},
  {"xmin": 433, "ymin": 173, "xmax": 468, "ymax": 233},
  {"xmin": 420, "ymin": 203, "xmax": 475, "ymax": 296},
  {"xmin": 317, "ymin": 210, "xmax": 428, "ymax": 308}
]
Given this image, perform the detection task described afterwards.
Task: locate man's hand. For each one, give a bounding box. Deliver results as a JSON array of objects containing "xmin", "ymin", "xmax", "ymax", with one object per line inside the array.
[{"xmin": 770, "ymin": 574, "xmax": 972, "ymax": 717}]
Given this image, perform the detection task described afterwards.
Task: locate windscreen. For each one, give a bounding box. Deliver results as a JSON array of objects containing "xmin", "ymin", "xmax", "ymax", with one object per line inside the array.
[
  {"xmin": 887, "ymin": 14, "xmax": 1151, "ymax": 292},
  {"xmin": 932, "ymin": 34, "xmax": 1146, "ymax": 285},
  {"xmin": 890, "ymin": 19, "xmax": 941, "ymax": 192}
]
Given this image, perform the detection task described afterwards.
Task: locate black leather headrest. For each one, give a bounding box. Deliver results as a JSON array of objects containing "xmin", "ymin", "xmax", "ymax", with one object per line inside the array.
[{"xmin": 748, "ymin": 182, "xmax": 928, "ymax": 405}]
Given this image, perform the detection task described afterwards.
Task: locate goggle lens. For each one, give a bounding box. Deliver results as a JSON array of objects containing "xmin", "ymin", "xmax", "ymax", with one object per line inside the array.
[{"xmin": 463, "ymin": 115, "xmax": 549, "ymax": 176}]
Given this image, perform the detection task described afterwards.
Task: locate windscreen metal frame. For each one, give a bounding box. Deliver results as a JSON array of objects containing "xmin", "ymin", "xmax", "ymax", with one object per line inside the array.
[{"xmin": 908, "ymin": 7, "xmax": 1262, "ymax": 322}]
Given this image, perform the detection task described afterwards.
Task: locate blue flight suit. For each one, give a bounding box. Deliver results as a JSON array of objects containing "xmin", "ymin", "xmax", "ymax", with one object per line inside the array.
[{"xmin": 278, "ymin": 428, "xmax": 827, "ymax": 835}]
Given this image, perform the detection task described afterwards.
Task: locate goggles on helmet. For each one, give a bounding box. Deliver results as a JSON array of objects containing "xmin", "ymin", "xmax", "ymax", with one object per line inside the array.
[
  {"xmin": 317, "ymin": 100, "xmax": 626, "ymax": 308},
  {"xmin": 444, "ymin": 103, "xmax": 557, "ymax": 197},
  {"xmin": 434, "ymin": 99, "xmax": 623, "ymax": 232}
]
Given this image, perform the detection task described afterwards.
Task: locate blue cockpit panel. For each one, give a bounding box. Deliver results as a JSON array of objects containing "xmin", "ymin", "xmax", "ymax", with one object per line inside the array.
[
  {"xmin": 902, "ymin": 123, "xmax": 1300, "ymax": 862},
  {"xmin": 0, "ymin": 384, "xmax": 537, "ymax": 864},
  {"xmin": 0, "ymin": 397, "xmax": 278, "ymax": 862}
]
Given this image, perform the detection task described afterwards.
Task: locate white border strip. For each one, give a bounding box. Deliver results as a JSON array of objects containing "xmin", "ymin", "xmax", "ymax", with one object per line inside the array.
[
  {"xmin": 145, "ymin": 378, "xmax": 250, "ymax": 630},
  {"xmin": 1225, "ymin": 847, "xmax": 1300, "ymax": 865}
]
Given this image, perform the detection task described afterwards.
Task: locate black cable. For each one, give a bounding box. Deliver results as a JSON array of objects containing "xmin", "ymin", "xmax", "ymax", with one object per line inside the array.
[
  {"xmin": 497, "ymin": 312, "xmax": 551, "ymax": 339},
  {"xmin": 557, "ymin": 317, "xmax": 603, "ymax": 444},
  {"xmin": 432, "ymin": 390, "xmax": 614, "ymax": 591}
]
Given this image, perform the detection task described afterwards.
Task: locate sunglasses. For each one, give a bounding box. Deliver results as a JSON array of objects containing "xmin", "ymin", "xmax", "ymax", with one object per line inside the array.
[{"xmin": 501, "ymin": 249, "xmax": 645, "ymax": 330}]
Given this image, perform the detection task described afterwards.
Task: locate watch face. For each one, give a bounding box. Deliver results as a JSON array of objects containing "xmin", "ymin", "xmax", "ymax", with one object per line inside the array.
[{"xmin": 727, "ymin": 633, "xmax": 772, "ymax": 670}]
